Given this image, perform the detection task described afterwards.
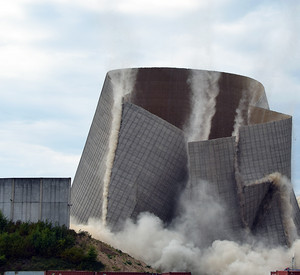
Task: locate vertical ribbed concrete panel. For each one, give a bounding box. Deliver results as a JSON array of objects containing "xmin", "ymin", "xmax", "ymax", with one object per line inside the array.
[
  {"xmin": 41, "ymin": 178, "xmax": 71, "ymax": 226},
  {"xmin": 238, "ymin": 118, "xmax": 292, "ymax": 184},
  {"xmin": 291, "ymin": 192, "xmax": 300, "ymax": 236},
  {"xmin": 0, "ymin": 178, "xmax": 70, "ymax": 226},
  {"xmin": 242, "ymin": 182, "xmax": 271, "ymax": 229},
  {"xmin": 13, "ymin": 178, "xmax": 40, "ymax": 222},
  {"xmin": 243, "ymin": 180, "xmax": 295, "ymax": 246},
  {"xmin": 71, "ymin": 75, "xmax": 115, "ymax": 222},
  {"xmin": 188, "ymin": 137, "xmax": 242, "ymax": 234},
  {"xmin": 106, "ymin": 103, "xmax": 188, "ymax": 229},
  {"xmin": 0, "ymin": 179, "xmax": 13, "ymax": 218},
  {"xmin": 252, "ymin": 190, "xmax": 287, "ymax": 245}
]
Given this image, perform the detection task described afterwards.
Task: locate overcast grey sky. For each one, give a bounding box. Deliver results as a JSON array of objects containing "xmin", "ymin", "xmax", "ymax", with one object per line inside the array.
[{"xmin": 0, "ymin": 0, "xmax": 300, "ymax": 192}]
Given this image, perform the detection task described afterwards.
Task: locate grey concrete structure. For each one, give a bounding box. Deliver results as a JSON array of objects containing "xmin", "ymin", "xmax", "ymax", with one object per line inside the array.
[
  {"xmin": 188, "ymin": 137, "xmax": 243, "ymax": 237},
  {"xmin": 107, "ymin": 102, "xmax": 187, "ymax": 229},
  {"xmin": 0, "ymin": 178, "xmax": 71, "ymax": 226},
  {"xmin": 71, "ymin": 75, "xmax": 114, "ymax": 223},
  {"xmin": 71, "ymin": 68, "xmax": 300, "ymax": 246},
  {"xmin": 238, "ymin": 118, "xmax": 292, "ymax": 184}
]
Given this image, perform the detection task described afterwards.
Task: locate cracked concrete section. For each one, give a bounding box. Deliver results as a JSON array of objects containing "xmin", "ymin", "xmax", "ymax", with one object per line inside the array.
[{"xmin": 71, "ymin": 68, "xmax": 300, "ymax": 246}]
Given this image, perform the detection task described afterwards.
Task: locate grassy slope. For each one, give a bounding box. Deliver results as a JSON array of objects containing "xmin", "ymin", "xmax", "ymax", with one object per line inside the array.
[
  {"xmin": 79, "ymin": 235, "xmax": 157, "ymax": 272},
  {"xmin": 1, "ymin": 232, "xmax": 157, "ymax": 272}
]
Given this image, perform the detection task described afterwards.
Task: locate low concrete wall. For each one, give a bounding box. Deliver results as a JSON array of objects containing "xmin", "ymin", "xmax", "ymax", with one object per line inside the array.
[{"xmin": 0, "ymin": 178, "xmax": 71, "ymax": 227}]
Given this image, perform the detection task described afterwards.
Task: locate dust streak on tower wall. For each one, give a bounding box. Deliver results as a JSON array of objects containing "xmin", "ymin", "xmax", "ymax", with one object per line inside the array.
[
  {"xmin": 71, "ymin": 69, "xmax": 137, "ymax": 224},
  {"xmin": 101, "ymin": 69, "xmax": 137, "ymax": 226},
  {"xmin": 72, "ymin": 68, "xmax": 193, "ymax": 227},
  {"xmin": 185, "ymin": 71, "xmax": 220, "ymax": 142}
]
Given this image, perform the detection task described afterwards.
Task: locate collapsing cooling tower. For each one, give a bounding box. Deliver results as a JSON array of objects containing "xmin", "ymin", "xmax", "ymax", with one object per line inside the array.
[{"xmin": 71, "ymin": 68, "xmax": 300, "ymax": 246}]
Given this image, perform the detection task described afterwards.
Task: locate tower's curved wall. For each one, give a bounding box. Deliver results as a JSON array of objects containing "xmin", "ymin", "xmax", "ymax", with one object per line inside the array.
[
  {"xmin": 251, "ymin": 188, "xmax": 287, "ymax": 245},
  {"xmin": 208, "ymin": 72, "xmax": 268, "ymax": 139},
  {"xmin": 127, "ymin": 68, "xmax": 268, "ymax": 141},
  {"xmin": 188, "ymin": 137, "xmax": 243, "ymax": 238},
  {"xmin": 242, "ymin": 182, "xmax": 271, "ymax": 230},
  {"xmin": 71, "ymin": 75, "xmax": 114, "ymax": 222},
  {"xmin": 71, "ymin": 67, "xmax": 300, "ymax": 246},
  {"xmin": 128, "ymin": 68, "xmax": 191, "ymax": 130},
  {"xmin": 238, "ymin": 118, "xmax": 292, "ymax": 184},
  {"xmin": 106, "ymin": 102, "xmax": 188, "ymax": 230}
]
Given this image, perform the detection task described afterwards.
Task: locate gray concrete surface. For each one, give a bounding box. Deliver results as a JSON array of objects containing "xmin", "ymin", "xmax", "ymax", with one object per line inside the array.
[
  {"xmin": 0, "ymin": 178, "xmax": 70, "ymax": 226},
  {"xmin": 107, "ymin": 102, "xmax": 188, "ymax": 229},
  {"xmin": 71, "ymin": 68, "xmax": 300, "ymax": 246},
  {"xmin": 71, "ymin": 75, "xmax": 115, "ymax": 223}
]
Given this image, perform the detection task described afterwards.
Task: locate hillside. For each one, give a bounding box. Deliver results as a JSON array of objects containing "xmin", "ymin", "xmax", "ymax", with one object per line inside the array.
[
  {"xmin": 0, "ymin": 212, "xmax": 157, "ymax": 272},
  {"xmin": 75, "ymin": 233, "xmax": 156, "ymax": 272}
]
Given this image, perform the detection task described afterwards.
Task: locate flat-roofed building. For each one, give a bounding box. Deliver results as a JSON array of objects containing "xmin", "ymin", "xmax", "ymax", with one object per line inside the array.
[{"xmin": 0, "ymin": 178, "xmax": 71, "ymax": 227}]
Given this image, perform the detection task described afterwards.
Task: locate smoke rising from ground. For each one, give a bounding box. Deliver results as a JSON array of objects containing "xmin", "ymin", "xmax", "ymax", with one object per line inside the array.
[
  {"xmin": 71, "ymin": 176, "xmax": 300, "ymax": 275},
  {"xmin": 101, "ymin": 69, "xmax": 137, "ymax": 226},
  {"xmin": 185, "ymin": 71, "xmax": 221, "ymax": 142}
]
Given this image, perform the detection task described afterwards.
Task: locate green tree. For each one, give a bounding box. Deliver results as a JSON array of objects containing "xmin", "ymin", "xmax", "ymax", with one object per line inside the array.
[
  {"xmin": 86, "ymin": 246, "xmax": 97, "ymax": 262},
  {"xmin": 61, "ymin": 246, "xmax": 85, "ymax": 264},
  {"xmin": 0, "ymin": 254, "xmax": 6, "ymax": 266},
  {"xmin": 0, "ymin": 212, "xmax": 8, "ymax": 233}
]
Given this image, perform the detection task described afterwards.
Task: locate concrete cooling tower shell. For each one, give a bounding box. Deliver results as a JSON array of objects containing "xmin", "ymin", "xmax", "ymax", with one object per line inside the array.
[{"xmin": 71, "ymin": 67, "xmax": 300, "ymax": 246}]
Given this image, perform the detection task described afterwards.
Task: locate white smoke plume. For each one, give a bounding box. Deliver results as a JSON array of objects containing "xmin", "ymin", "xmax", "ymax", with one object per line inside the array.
[
  {"xmin": 71, "ymin": 176, "xmax": 300, "ymax": 275},
  {"xmin": 71, "ymin": 183, "xmax": 216, "ymax": 273},
  {"xmin": 185, "ymin": 71, "xmax": 221, "ymax": 142},
  {"xmin": 172, "ymin": 181, "xmax": 231, "ymax": 248},
  {"xmin": 101, "ymin": 69, "xmax": 137, "ymax": 226},
  {"xmin": 199, "ymin": 240, "xmax": 299, "ymax": 275}
]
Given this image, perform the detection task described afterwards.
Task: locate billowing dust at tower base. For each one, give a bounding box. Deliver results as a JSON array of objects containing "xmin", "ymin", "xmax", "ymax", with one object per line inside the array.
[{"xmin": 71, "ymin": 68, "xmax": 300, "ymax": 246}]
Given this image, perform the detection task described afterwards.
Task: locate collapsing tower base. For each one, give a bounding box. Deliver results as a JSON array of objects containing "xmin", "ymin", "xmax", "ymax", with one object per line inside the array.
[{"xmin": 71, "ymin": 68, "xmax": 300, "ymax": 246}]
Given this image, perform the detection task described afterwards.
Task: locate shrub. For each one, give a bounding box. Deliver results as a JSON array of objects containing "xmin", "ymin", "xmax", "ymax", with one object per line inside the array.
[
  {"xmin": 0, "ymin": 212, "xmax": 8, "ymax": 233},
  {"xmin": 61, "ymin": 246, "xmax": 85, "ymax": 264},
  {"xmin": 86, "ymin": 246, "xmax": 97, "ymax": 262},
  {"xmin": 0, "ymin": 254, "xmax": 6, "ymax": 266}
]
